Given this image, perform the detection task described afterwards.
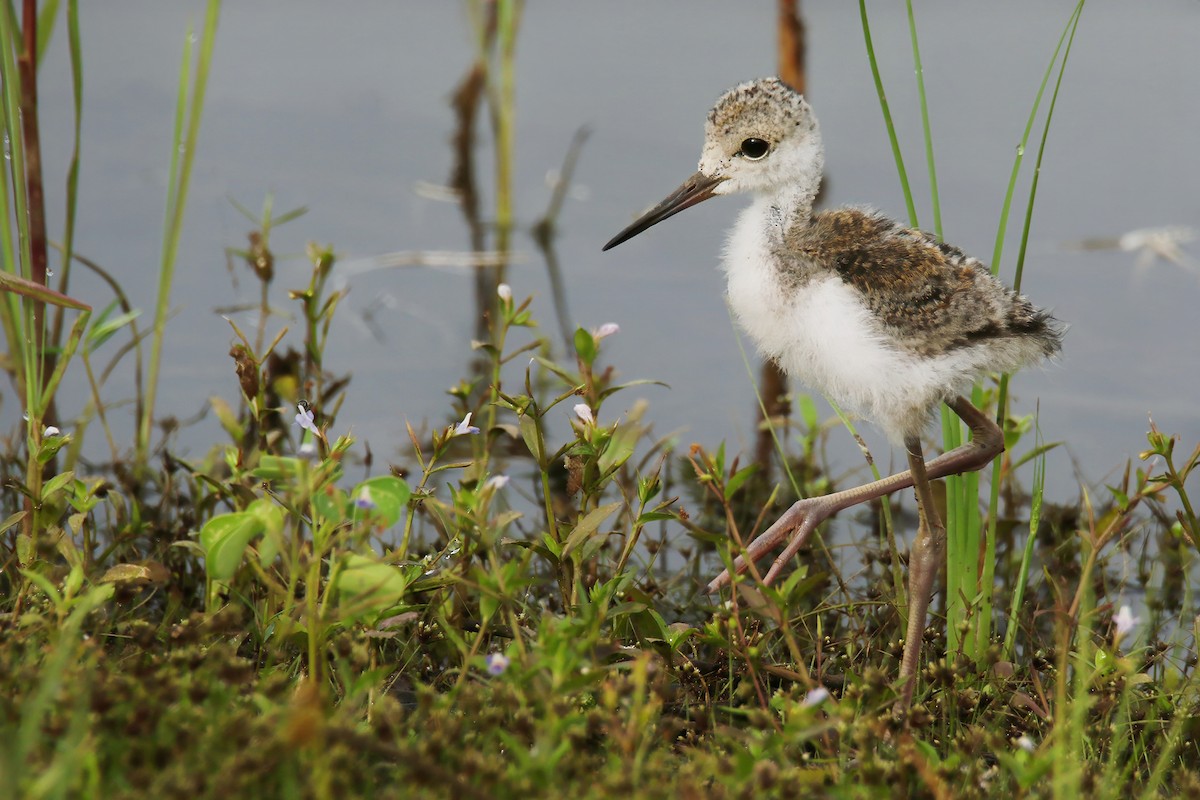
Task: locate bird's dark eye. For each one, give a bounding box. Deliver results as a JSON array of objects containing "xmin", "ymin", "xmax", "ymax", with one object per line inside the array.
[{"xmin": 740, "ymin": 138, "xmax": 770, "ymax": 160}]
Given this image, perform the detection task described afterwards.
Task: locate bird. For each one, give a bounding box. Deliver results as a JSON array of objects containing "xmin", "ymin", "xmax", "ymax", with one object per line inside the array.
[{"xmin": 602, "ymin": 77, "xmax": 1062, "ymax": 709}]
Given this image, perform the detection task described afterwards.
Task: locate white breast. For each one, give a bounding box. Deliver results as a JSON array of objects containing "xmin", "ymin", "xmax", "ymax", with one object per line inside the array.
[{"xmin": 721, "ymin": 198, "xmax": 972, "ymax": 442}]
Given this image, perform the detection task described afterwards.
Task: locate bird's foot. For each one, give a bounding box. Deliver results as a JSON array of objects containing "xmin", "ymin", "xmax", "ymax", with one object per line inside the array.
[{"xmin": 706, "ymin": 494, "xmax": 841, "ymax": 593}]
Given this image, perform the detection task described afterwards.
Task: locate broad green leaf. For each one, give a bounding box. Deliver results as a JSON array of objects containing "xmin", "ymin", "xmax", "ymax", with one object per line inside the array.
[
  {"xmin": 333, "ymin": 553, "xmax": 410, "ymax": 618},
  {"xmin": 313, "ymin": 486, "xmax": 348, "ymax": 525},
  {"xmin": 199, "ymin": 513, "xmax": 264, "ymax": 581},
  {"xmin": 247, "ymin": 498, "xmax": 286, "ymax": 563},
  {"xmin": 251, "ymin": 455, "xmax": 305, "ymax": 481},
  {"xmin": 350, "ymin": 475, "xmax": 411, "ymax": 529},
  {"xmin": 100, "ymin": 562, "xmax": 170, "ymax": 585}
]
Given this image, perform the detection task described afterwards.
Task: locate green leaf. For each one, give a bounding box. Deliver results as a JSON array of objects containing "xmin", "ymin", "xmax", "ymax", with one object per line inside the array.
[
  {"xmin": 0, "ymin": 270, "xmax": 90, "ymax": 311},
  {"xmin": 0, "ymin": 511, "xmax": 27, "ymax": 536},
  {"xmin": 210, "ymin": 396, "xmax": 244, "ymax": 441},
  {"xmin": 725, "ymin": 464, "xmax": 759, "ymax": 499},
  {"xmin": 518, "ymin": 413, "xmax": 544, "ymax": 464},
  {"xmin": 597, "ymin": 420, "xmax": 639, "ymax": 477},
  {"xmin": 251, "ymin": 455, "xmax": 305, "ymax": 481},
  {"xmin": 41, "ymin": 471, "xmax": 75, "ymax": 502},
  {"xmin": 199, "ymin": 513, "xmax": 264, "ymax": 581},
  {"xmin": 313, "ymin": 486, "xmax": 348, "ymax": 525},
  {"xmin": 247, "ymin": 498, "xmax": 285, "ymax": 563},
  {"xmin": 86, "ymin": 306, "xmax": 141, "ymax": 352},
  {"xmin": 350, "ymin": 475, "xmax": 411, "ymax": 529},
  {"xmin": 560, "ymin": 502, "xmax": 622, "ymax": 561},
  {"xmin": 635, "ymin": 511, "xmax": 676, "ymax": 525},
  {"xmin": 37, "ymin": 435, "xmax": 70, "ymax": 465},
  {"xmin": 333, "ymin": 553, "xmax": 410, "ymax": 619},
  {"xmin": 573, "ymin": 327, "xmax": 597, "ymax": 367}
]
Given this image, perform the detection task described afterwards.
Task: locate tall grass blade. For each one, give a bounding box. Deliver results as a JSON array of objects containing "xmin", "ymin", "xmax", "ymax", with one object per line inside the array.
[
  {"xmin": 982, "ymin": 1, "xmax": 1085, "ymax": 657},
  {"xmin": 857, "ymin": 0, "xmax": 917, "ymax": 228},
  {"xmin": 139, "ymin": 0, "xmax": 221, "ymax": 463}
]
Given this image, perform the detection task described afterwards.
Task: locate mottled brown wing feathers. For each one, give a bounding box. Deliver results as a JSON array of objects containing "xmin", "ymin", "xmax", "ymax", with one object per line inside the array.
[{"xmin": 784, "ymin": 208, "xmax": 1060, "ymax": 358}]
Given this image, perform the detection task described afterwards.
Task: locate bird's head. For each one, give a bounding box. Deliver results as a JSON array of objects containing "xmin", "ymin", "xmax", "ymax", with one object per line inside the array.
[{"xmin": 603, "ymin": 77, "xmax": 823, "ymax": 251}]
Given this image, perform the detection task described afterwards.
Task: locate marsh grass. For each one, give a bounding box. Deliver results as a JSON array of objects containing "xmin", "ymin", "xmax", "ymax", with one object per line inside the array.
[{"xmin": 1, "ymin": 4, "xmax": 1199, "ymax": 799}]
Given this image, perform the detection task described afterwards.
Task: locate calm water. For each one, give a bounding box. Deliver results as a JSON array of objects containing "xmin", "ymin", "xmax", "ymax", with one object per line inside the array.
[{"xmin": 14, "ymin": 2, "xmax": 1200, "ymax": 503}]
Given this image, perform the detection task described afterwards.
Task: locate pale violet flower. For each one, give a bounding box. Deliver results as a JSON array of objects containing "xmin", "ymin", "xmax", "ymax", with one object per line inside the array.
[
  {"xmin": 295, "ymin": 401, "xmax": 318, "ymax": 434},
  {"xmin": 1118, "ymin": 226, "xmax": 1196, "ymax": 272},
  {"xmin": 483, "ymin": 475, "xmax": 510, "ymax": 492},
  {"xmin": 43, "ymin": 426, "xmax": 61, "ymax": 437},
  {"xmin": 1114, "ymin": 604, "xmax": 1140, "ymax": 645},
  {"xmin": 593, "ymin": 322, "xmax": 620, "ymax": 340},
  {"xmin": 452, "ymin": 412, "xmax": 480, "ymax": 436},
  {"xmin": 1016, "ymin": 735, "xmax": 1036, "ymax": 753},
  {"xmin": 573, "ymin": 403, "xmax": 594, "ymax": 425},
  {"xmin": 497, "ymin": 283, "xmax": 513, "ymax": 302},
  {"xmin": 354, "ymin": 486, "xmax": 376, "ymax": 510},
  {"xmin": 802, "ymin": 686, "xmax": 830, "ymax": 707},
  {"xmin": 486, "ymin": 652, "xmax": 510, "ymax": 676}
]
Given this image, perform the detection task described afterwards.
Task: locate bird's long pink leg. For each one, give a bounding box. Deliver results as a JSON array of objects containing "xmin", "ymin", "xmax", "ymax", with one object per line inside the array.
[
  {"xmin": 706, "ymin": 395, "xmax": 1002, "ymax": 593},
  {"xmin": 896, "ymin": 435, "xmax": 943, "ymax": 710}
]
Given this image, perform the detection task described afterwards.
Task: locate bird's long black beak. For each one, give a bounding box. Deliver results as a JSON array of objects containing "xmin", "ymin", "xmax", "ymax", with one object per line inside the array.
[{"xmin": 602, "ymin": 171, "xmax": 725, "ymax": 251}]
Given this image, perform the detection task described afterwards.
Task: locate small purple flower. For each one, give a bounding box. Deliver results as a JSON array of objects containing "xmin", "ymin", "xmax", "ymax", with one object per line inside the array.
[
  {"xmin": 1114, "ymin": 604, "xmax": 1140, "ymax": 646},
  {"xmin": 295, "ymin": 401, "xmax": 318, "ymax": 434},
  {"xmin": 484, "ymin": 475, "xmax": 510, "ymax": 492},
  {"xmin": 573, "ymin": 403, "xmax": 594, "ymax": 425},
  {"xmin": 354, "ymin": 487, "xmax": 376, "ymax": 510},
  {"xmin": 486, "ymin": 652, "xmax": 510, "ymax": 676},
  {"xmin": 593, "ymin": 322, "xmax": 620, "ymax": 340},
  {"xmin": 452, "ymin": 412, "xmax": 480, "ymax": 436}
]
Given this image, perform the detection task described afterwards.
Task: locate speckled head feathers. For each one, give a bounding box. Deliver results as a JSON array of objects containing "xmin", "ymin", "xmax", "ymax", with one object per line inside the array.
[
  {"xmin": 706, "ymin": 78, "xmax": 816, "ymax": 139},
  {"xmin": 699, "ymin": 78, "xmax": 823, "ymax": 197}
]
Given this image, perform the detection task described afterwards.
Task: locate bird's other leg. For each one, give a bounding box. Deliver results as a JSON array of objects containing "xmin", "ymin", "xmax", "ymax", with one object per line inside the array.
[
  {"xmin": 896, "ymin": 435, "xmax": 945, "ymax": 711},
  {"xmin": 707, "ymin": 394, "xmax": 1001, "ymax": 593}
]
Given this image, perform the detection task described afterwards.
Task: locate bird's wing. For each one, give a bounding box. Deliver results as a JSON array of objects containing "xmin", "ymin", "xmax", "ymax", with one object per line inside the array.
[{"xmin": 785, "ymin": 208, "xmax": 1042, "ymax": 357}]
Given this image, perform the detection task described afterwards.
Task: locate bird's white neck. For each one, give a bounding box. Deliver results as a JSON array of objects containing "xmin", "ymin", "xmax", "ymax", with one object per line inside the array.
[{"xmin": 758, "ymin": 134, "xmax": 823, "ymax": 243}]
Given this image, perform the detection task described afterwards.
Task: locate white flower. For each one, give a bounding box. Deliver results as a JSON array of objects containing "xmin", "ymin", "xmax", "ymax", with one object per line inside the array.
[
  {"xmin": 483, "ymin": 475, "xmax": 510, "ymax": 492},
  {"xmin": 1016, "ymin": 735, "xmax": 1036, "ymax": 753},
  {"xmin": 43, "ymin": 426, "xmax": 61, "ymax": 437},
  {"xmin": 497, "ymin": 283, "xmax": 512, "ymax": 302},
  {"xmin": 1114, "ymin": 604, "xmax": 1140, "ymax": 645},
  {"xmin": 294, "ymin": 402, "xmax": 318, "ymax": 434},
  {"xmin": 452, "ymin": 412, "xmax": 480, "ymax": 436},
  {"xmin": 802, "ymin": 687, "xmax": 829, "ymax": 707},
  {"xmin": 573, "ymin": 403, "xmax": 594, "ymax": 425},
  {"xmin": 593, "ymin": 322, "xmax": 620, "ymax": 340}
]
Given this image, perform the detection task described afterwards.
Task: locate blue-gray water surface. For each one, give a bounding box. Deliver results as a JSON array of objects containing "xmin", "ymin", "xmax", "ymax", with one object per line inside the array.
[{"xmin": 11, "ymin": 1, "xmax": 1200, "ymax": 510}]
